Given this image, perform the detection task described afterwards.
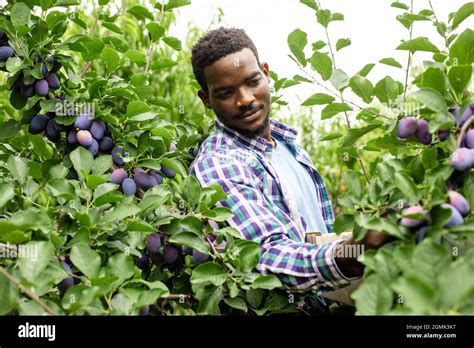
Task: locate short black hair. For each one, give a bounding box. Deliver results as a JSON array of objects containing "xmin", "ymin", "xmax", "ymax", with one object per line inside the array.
[{"xmin": 191, "ymin": 27, "xmax": 261, "ymax": 91}]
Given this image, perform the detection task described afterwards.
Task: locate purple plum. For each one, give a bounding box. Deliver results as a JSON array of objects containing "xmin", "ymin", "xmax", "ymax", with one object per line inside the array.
[
  {"xmin": 441, "ymin": 203, "xmax": 463, "ymax": 227},
  {"xmin": 400, "ymin": 205, "xmax": 426, "ymax": 228},
  {"xmin": 397, "ymin": 117, "xmax": 418, "ymax": 139},
  {"xmin": 414, "ymin": 119, "xmax": 432, "ymax": 145},
  {"xmin": 448, "ymin": 190, "xmax": 470, "ymax": 217},
  {"xmin": 110, "ymin": 168, "xmax": 128, "ymax": 185},
  {"xmin": 450, "ymin": 147, "xmax": 474, "ymax": 171}
]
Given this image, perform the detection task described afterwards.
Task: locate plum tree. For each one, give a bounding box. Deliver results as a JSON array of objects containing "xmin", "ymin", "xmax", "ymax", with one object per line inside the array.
[
  {"xmin": 396, "ymin": 117, "xmax": 417, "ymax": 139},
  {"xmin": 112, "ymin": 146, "xmax": 126, "ymax": 166},
  {"xmin": 450, "ymin": 147, "xmax": 474, "ymax": 171},
  {"xmin": 414, "ymin": 119, "xmax": 432, "ymax": 145},
  {"xmin": 161, "ymin": 166, "xmax": 176, "ymax": 178},
  {"xmin": 163, "ymin": 245, "xmax": 179, "ymax": 264},
  {"xmin": 77, "ymin": 130, "xmax": 93, "ymax": 147},
  {"xmin": 441, "ymin": 203, "xmax": 463, "ymax": 227},
  {"xmin": 146, "ymin": 233, "xmax": 161, "ymax": 255},
  {"xmin": 448, "ymin": 190, "xmax": 470, "ymax": 217},
  {"xmin": 90, "ymin": 122, "xmax": 104, "ymax": 140},
  {"xmin": 99, "ymin": 136, "xmax": 113, "ymax": 152},
  {"xmin": 28, "ymin": 114, "xmax": 49, "ymax": 134},
  {"xmin": 400, "ymin": 205, "xmax": 426, "ymax": 228},
  {"xmin": 0, "ymin": 46, "xmax": 14, "ymax": 61},
  {"xmin": 74, "ymin": 114, "xmax": 92, "ymax": 130},
  {"xmin": 121, "ymin": 178, "xmax": 136, "ymax": 196},
  {"xmin": 46, "ymin": 73, "xmax": 60, "ymax": 89},
  {"xmin": 34, "ymin": 79, "xmax": 49, "ymax": 96}
]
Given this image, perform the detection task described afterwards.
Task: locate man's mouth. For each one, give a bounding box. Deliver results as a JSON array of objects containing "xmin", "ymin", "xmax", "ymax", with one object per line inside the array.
[{"xmin": 237, "ymin": 106, "xmax": 262, "ymax": 119}]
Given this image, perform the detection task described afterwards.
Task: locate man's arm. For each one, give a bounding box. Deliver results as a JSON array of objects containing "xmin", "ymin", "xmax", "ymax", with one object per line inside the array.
[{"xmin": 191, "ymin": 153, "xmax": 358, "ymax": 292}]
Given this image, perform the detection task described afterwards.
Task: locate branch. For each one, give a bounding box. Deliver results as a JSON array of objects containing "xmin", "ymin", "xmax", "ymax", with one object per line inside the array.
[
  {"xmin": 0, "ymin": 266, "xmax": 58, "ymax": 315},
  {"xmin": 403, "ymin": 0, "xmax": 414, "ymax": 100},
  {"xmin": 145, "ymin": 0, "xmax": 165, "ymax": 74},
  {"xmin": 81, "ymin": 7, "xmax": 102, "ymax": 77},
  {"xmin": 457, "ymin": 115, "xmax": 474, "ymax": 148}
]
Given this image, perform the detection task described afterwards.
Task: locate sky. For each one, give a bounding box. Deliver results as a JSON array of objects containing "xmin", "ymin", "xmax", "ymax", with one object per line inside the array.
[{"xmin": 171, "ymin": 0, "xmax": 472, "ymax": 115}]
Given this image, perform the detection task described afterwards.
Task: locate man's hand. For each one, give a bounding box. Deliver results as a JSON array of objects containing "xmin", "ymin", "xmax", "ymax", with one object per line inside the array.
[{"xmin": 334, "ymin": 230, "xmax": 396, "ymax": 278}]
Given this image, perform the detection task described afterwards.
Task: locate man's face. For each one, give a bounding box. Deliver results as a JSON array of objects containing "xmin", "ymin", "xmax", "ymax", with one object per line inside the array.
[{"xmin": 198, "ymin": 48, "xmax": 271, "ymax": 138}]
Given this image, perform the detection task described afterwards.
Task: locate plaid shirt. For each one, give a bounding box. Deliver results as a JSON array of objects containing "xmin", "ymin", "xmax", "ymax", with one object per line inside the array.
[{"xmin": 190, "ymin": 118, "xmax": 354, "ymax": 293}]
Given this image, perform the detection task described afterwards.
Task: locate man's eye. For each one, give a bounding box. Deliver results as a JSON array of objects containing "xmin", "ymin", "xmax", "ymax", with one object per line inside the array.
[
  {"xmin": 217, "ymin": 91, "xmax": 232, "ymax": 99},
  {"xmin": 249, "ymin": 78, "xmax": 260, "ymax": 86}
]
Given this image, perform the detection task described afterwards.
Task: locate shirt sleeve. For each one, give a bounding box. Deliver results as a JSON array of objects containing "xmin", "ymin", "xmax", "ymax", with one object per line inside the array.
[{"xmin": 190, "ymin": 153, "xmax": 356, "ymax": 293}]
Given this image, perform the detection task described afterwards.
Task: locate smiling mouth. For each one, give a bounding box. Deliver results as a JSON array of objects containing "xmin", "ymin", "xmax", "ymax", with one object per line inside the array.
[{"xmin": 238, "ymin": 106, "xmax": 261, "ymax": 119}]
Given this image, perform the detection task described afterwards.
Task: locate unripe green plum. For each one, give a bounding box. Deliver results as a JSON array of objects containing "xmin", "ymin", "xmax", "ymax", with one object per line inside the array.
[
  {"xmin": 448, "ymin": 190, "xmax": 470, "ymax": 217},
  {"xmin": 397, "ymin": 117, "xmax": 417, "ymax": 139}
]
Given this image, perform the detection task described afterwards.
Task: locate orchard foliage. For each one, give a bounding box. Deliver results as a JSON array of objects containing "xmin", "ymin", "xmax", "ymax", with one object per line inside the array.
[
  {"xmin": 0, "ymin": 0, "xmax": 296, "ymax": 316},
  {"xmin": 281, "ymin": 0, "xmax": 474, "ymax": 314}
]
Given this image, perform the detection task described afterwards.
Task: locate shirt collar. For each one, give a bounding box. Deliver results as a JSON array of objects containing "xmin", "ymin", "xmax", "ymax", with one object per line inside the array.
[{"xmin": 214, "ymin": 117, "xmax": 298, "ymax": 154}]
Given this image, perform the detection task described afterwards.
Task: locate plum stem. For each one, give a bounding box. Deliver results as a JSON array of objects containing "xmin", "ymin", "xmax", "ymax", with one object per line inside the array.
[
  {"xmin": 457, "ymin": 116, "xmax": 474, "ymax": 148},
  {"xmin": 428, "ymin": 0, "xmax": 450, "ymax": 49},
  {"xmin": 0, "ymin": 266, "xmax": 58, "ymax": 315}
]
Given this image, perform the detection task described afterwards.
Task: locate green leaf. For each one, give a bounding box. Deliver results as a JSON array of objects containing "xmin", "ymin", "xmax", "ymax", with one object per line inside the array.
[
  {"xmin": 7, "ymin": 155, "xmax": 28, "ymax": 185},
  {"xmin": 79, "ymin": 37, "xmax": 105, "ymax": 62},
  {"xmin": 92, "ymin": 155, "xmax": 112, "ymax": 175},
  {"xmin": 411, "ymin": 88, "xmax": 447, "ymax": 114},
  {"xmin": 163, "ymin": 0, "xmax": 191, "ymax": 11},
  {"xmin": 312, "ymin": 40, "xmax": 326, "ymax": 51},
  {"xmin": 374, "ymin": 76, "xmax": 400, "ymax": 103},
  {"xmin": 316, "ymin": 9, "xmax": 331, "ymax": 28},
  {"xmin": 128, "ymin": 5, "xmax": 154, "ymax": 20},
  {"xmin": 17, "ymin": 241, "xmax": 54, "ymax": 282},
  {"xmin": 333, "ymin": 214, "xmax": 354, "ymax": 233},
  {"xmin": 103, "ymin": 204, "xmax": 141, "ymax": 223},
  {"xmin": 162, "ymin": 36, "xmax": 182, "ymax": 51},
  {"xmin": 302, "ymin": 93, "xmax": 335, "ymax": 106},
  {"xmin": 11, "ymin": 3, "xmax": 31, "ymax": 27},
  {"xmin": 288, "ymin": 29, "xmax": 308, "ymax": 67},
  {"xmin": 102, "ymin": 22, "xmax": 122, "ymax": 34},
  {"xmin": 391, "ymin": 2, "xmax": 409, "ymax": 10},
  {"xmin": 239, "ymin": 244, "xmax": 260, "ymax": 272},
  {"xmin": 352, "ymin": 274, "xmax": 393, "ymax": 315},
  {"xmin": 391, "ymin": 276, "xmax": 436, "ymax": 313},
  {"xmin": 70, "ymin": 245, "xmax": 101, "ymax": 279},
  {"xmin": 6, "ymin": 57, "xmax": 23, "ymax": 74},
  {"xmin": 208, "ymin": 207, "xmax": 233, "ymax": 222},
  {"xmin": 349, "ymin": 74, "xmax": 374, "ymax": 103},
  {"xmin": 146, "ymin": 23, "xmax": 165, "ymax": 42},
  {"xmin": 251, "ymin": 275, "xmax": 282, "ymax": 290},
  {"xmin": 195, "ymin": 285, "xmax": 224, "ymax": 315},
  {"xmin": 0, "ymin": 184, "xmax": 15, "ymax": 209},
  {"xmin": 309, "ymin": 51, "xmax": 333, "ymax": 80},
  {"xmin": 223, "ymin": 297, "xmax": 248, "ymax": 312},
  {"xmin": 101, "ymin": 47, "xmax": 120, "ymax": 73},
  {"xmin": 105, "ymin": 253, "xmax": 135, "ymax": 287},
  {"xmin": 358, "ymin": 63, "xmax": 375, "ymax": 77},
  {"xmin": 329, "ymin": 68, "xmax": 350, "ymax": 90},
  {"xmin": 318, "ymin": 132, "xmax": 343, "ymax": 141},
  {"xmin": 379, "ymin": 57, "xmax": 402, "ymax": 68},
  {"xmin": 246, "ymin": 288, "xmax": 264, "ymax": 309},
  {"xmin": 451, "ymin": 2, "xmax": 474, "ymax": 30},
  {"xmin": 191, "ymin": 262, "xmax": 227, "ymax": 286},
  {"xmin": 0, "ymin": 271, "xmax": 19, "ymax": 315},
  {"xmin": 342, "ymin": 124, "xmax": 380, "ymax": 147},
  {"xmin": 394, "ymin": 172, "xmax": 418, "ymax": 201},
  {"xmin": 169, "ymin": 232, "xmax": 208, "ymax": 254},
  {"xmin": 336, "ymin": 38, "xmax": 351, "ymax": 51},
  {"xmin": 0, "ymin": 120, "xmax": 21, "ymax": 140},
  {"xmin": 125, "ymin": 49, "xmax": 146, "ymax": 64},
  {"xmin": 448, "ymin": 65, "xmax": 472, "ymax": 93},
  {"xmin": 46, "ymin": 178, "xmax": 75, "ymax": 200},
  {"xmin": 438, "ymin": 254, "xmax": 474, "ymax": 309},
  {"xmin": 421, "ymin": 67, "xmax": 447, "ymax": 95},
  {"xmin": 300, "ymin": 0, "xmax": 318, "ymax": 11},
  {"xmin": 69, "ymin": 146, "xmax": 94, "ymax": 177},
  {"xmin": 321, "ymin": 103, "xmax": 352, "ymax": 120},
  {"xmin": 397, "ymin": 37, "xmax": 440, "ymax": 53},
  {"xmin": 449, "ymin": 29, "xmax": 474, "ymax": 65}
]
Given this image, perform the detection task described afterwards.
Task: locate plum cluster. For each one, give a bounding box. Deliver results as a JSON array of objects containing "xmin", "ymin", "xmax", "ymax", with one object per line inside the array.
[
  {"xmin": 450, "ymin": 104, "xmax": 474, "ymax": 171},
  {"xmin": 396, "ymin": 117, "xmax": 436, "ymax": 145},
  {"xmin": 400, "ymin": 190, "xmax": 470, "ymax": 243},
  {"xmin": 450, "ymin": 104, "xmax": 474, "ymax": 128}
]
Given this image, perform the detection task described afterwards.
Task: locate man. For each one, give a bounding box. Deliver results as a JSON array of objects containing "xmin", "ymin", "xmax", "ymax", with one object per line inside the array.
[{"xmin": 189, "ymin": 27, "xmax": 392, "ymax": 297}]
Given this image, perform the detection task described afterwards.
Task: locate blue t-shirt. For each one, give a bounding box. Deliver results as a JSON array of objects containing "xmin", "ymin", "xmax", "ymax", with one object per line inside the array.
[{"xmin": 270, "ymin": 137, "xmax": 328, "ymax": 234}]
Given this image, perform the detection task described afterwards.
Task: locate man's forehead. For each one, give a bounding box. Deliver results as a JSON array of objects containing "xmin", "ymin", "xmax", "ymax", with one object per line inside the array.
[{"xmin": 204, "ymin": 48, "xmax": 260, "ymax": 84}]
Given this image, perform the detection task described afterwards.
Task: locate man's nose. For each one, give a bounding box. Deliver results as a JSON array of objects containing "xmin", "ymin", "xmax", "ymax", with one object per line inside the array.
[{"xmin": 235, "ymin": 87, "xmax": 255, "ymax": 108}]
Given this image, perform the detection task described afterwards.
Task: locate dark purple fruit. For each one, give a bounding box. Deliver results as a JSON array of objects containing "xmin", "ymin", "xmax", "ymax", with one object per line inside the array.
[
  {"xmin": 161, "ymin": 166, "xmax": 176, "ymax": 178},
  {"xmin": 400, "ymin": 206, "xmax": 426, "ymax": 228},
  {"xmin": 46, "ymin": 119, "xmax": 62, "ymax": 142},
  {"xmin": 46, "ymin": 58, "xmax": 62, "ymax": 73},
  {"xmin": 150, "ymin": 171, "xmax": 163, "ymax": 185},
  {"xmin": 67, "ymin": 130, "xmax": 77, "ymax": 144},
  {"xmin": 163, "ymin": 246, "xmax": 179, "ymax": 264},
  {"xmin": 58, "ymin": 261, "xmax": 74, "ymax": 294},
  {"xmin": 192, "ymin": 248, "xmax": 209, "ymax": 264},
  {"xmin": 134, "ymin": 172, "xmax": 156, "ymax": 190},
  {"xmin": 450, "ymin": 147, "xmax": 473, "ymax": 171},
  {"xmin": 414, "ymin": 119, "xmax": 432, "ymax": 145},
  {"xmin": 415, "ymin": 226, "xmax": 429, "ymax": 244},
  {"xmin": 88, "ymin": 138, "xmax": 99, "ymax": 156},
  {"xmin": 41, "ymin": 63, "xmax": 49, "ymax": 78},
  {"xmin": 0, "ymin": 46, "xmax": 14, "ymax": 61},
  {"xmin": 181, "ymin": 245, "xmax": 192, "ymax": 254},
  {"xmin": 465, "ymin": 129, "xmax": 474, "ymax": 149},
  {"xmin": 112, "ymin": 146, "xmax": 126, "ymax": 166},
  {"xmin": 90, "ymin": 121, "xmax": 104, "ymax": 140},
  {"xmin": 46, "ymin": 73, "xmax": 60, "ymax": 89},
  {"xmin": 34, "ymin": 79, "xmax": 49, "ymax": 96},
  {"xmin": 28, "ymin": 114, "xmax": 49, "ymax": 134},
  {"xmin": 397, "ymin": 117, "xmax": 417, "ymax": 139},
  {"xmin": 20, "ymin": 84, "xmax": 34, "ymax": 98},
  {"xmin": 437, "ymin": 129, "xmax": 449, "ymax": 141},
  {"xmin": 134, "ymin": 253, "xmax": 149, "ymax": 270},
  {"xmin": 448, "ymin": 190, "xmax": 470, "ymax": 217},
  {"xmin": 110, "ymin": 169, "xmax": 128, "ymax": 185},
  {"xmin": 441, "ymin": 203, "xmax": 463, "ymax": 227},
  {"xmin": 146, "ymin": 233, "xmax": 161, "ymax": 255},
  {"xmin": 122, "ymin": 178, "xmax": 136, "ymax": 195},
  {"xmin": 99, "ymin": 136, "xmax": 113, "ymax": 152},
  {"xmin": 74, "ymin": 114, "xmax": 92, "ymax": 130},
  {"xmin": 77, "ymin": 130, "xmax": 93, "ymax": 147},
  {"xmin": 139, "ymin": 305, "xmax": 150, "ymax": 316}
]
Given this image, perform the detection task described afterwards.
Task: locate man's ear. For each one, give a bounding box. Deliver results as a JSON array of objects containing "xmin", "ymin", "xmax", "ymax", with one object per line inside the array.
[
  {"xmin": 198, "ymin": 89, "xmax": 212, "ymax": 109},
  {"xmin": 260, "ymin": 62, "xmax": 270, "ymax": 83}
]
